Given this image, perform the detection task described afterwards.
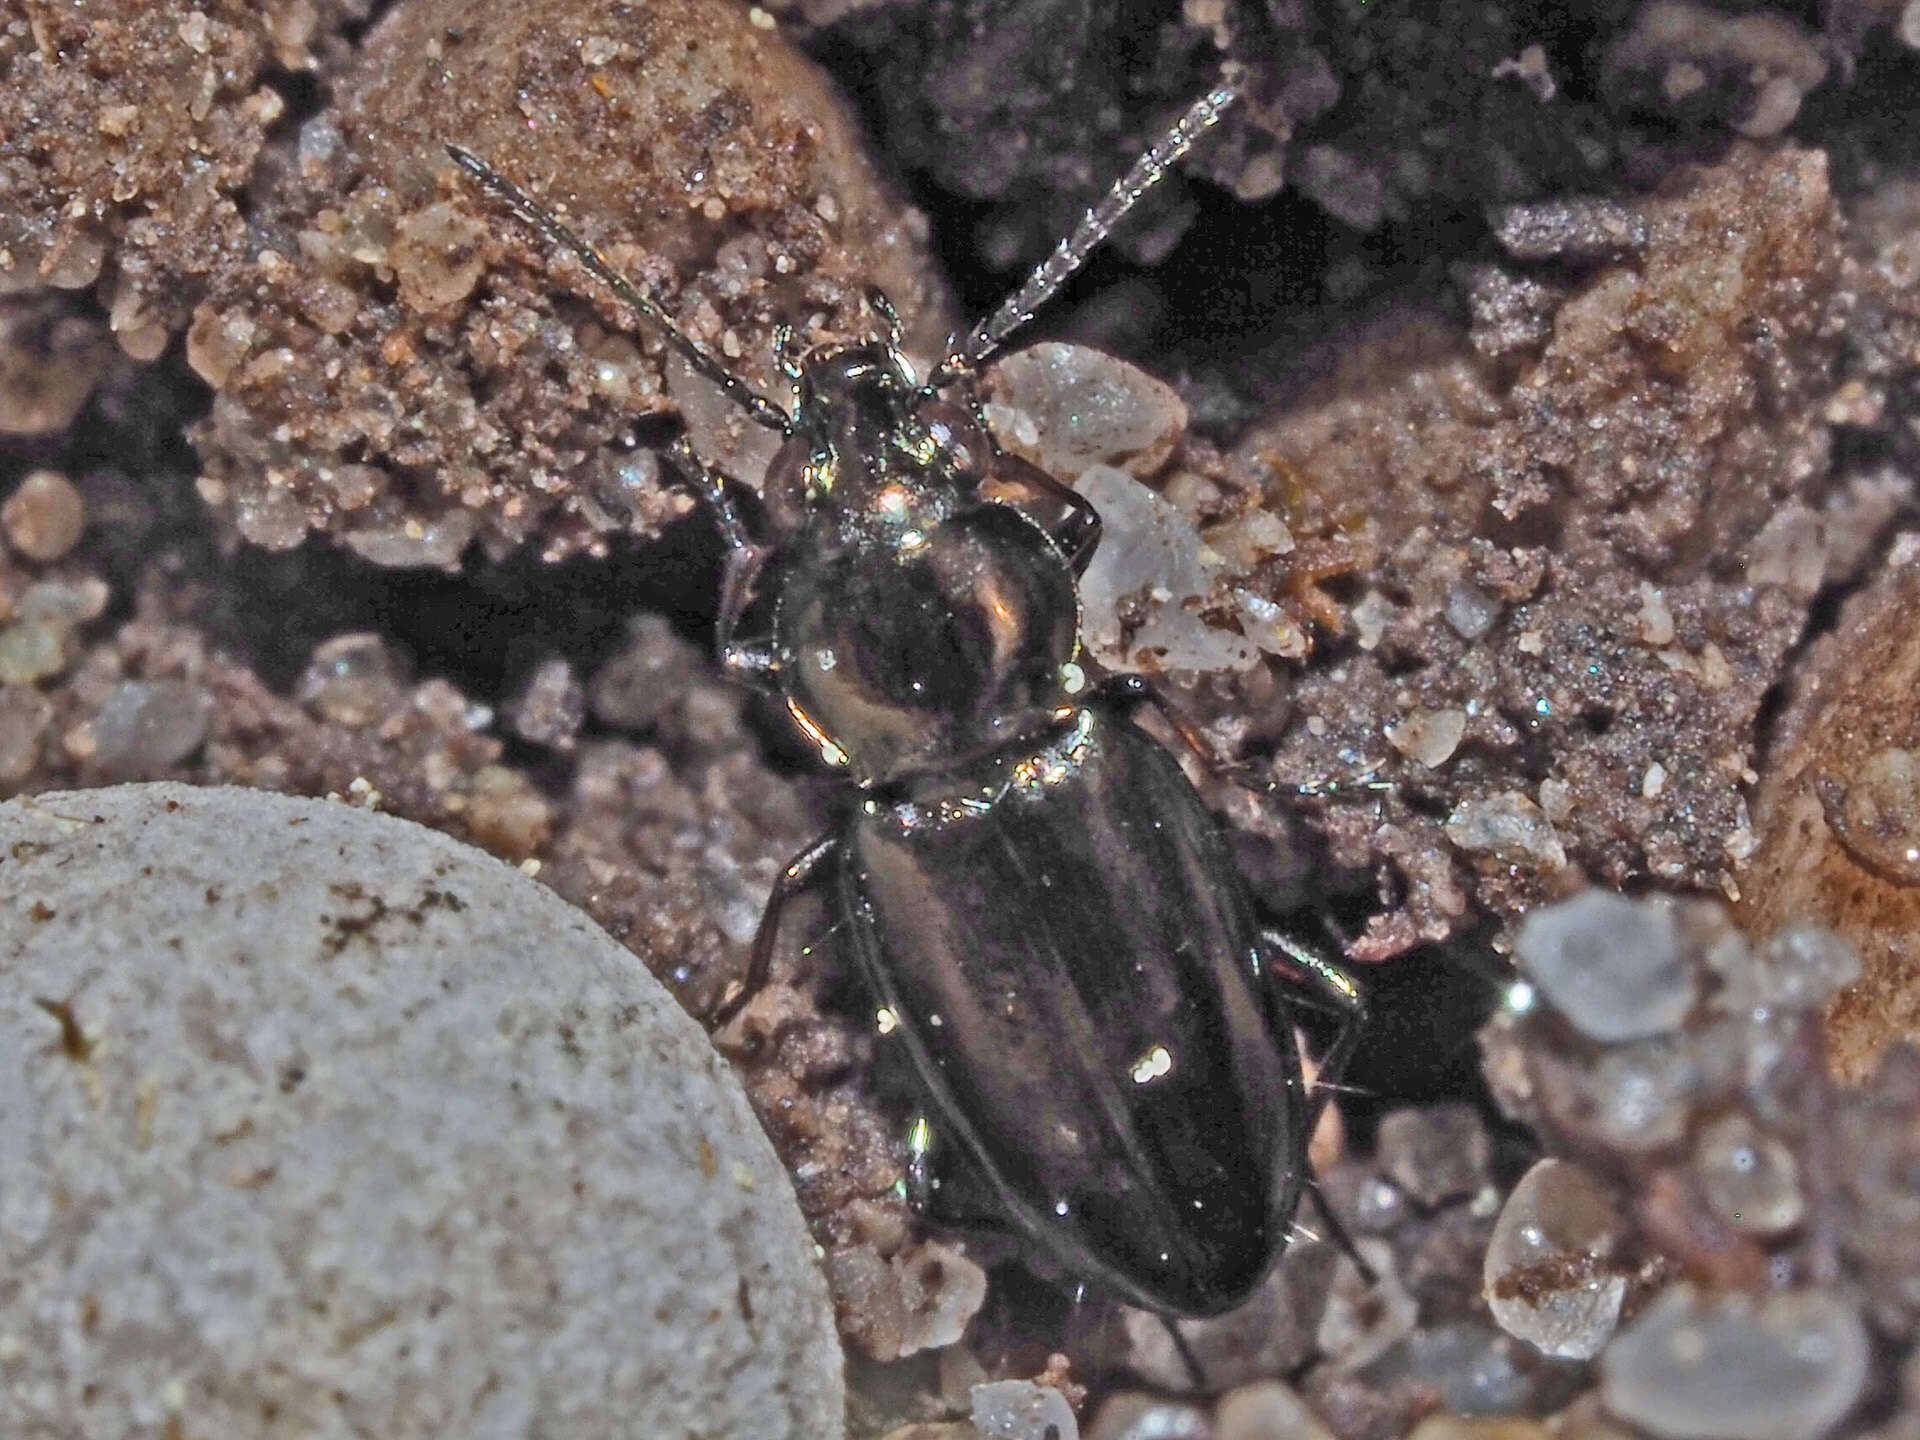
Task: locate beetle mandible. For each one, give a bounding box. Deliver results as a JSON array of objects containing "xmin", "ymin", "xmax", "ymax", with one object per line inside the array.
[{"xmin": 448, "ymin": 59, "xmax": 1369, "ymax": 1320}]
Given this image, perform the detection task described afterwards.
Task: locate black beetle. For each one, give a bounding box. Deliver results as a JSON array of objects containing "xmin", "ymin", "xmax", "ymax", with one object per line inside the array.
[{"xmin": 449, "ymin": 64, "xmax": 1368, "ymax": 1320}]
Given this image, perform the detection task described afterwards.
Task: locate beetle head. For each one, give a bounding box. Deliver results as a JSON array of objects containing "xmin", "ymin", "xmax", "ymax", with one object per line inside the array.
[{"xmin": 790, "ymin": 342, "xmax": 917, "ymax": 475}]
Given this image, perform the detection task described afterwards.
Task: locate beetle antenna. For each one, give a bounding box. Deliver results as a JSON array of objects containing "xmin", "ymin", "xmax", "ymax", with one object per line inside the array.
[
  {"xmin": 445, "ymin": 144, "xmax": 793, "ymax": 436},
  {"xmin": 925, "ymin": 64, "xmax": 1244, "ymax": 391}
]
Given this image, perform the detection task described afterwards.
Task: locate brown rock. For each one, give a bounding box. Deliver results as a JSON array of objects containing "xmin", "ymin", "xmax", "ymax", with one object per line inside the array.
[
  {"xmin": 1738, "ymin": 556, "xmax": 1920, "ymax": 1082},
  {"xmin": 1229, "ymin": 144, "xmax": 1845, "ymax": 953},
  {"xmin": 0, "ymin": 0, "xmax": 339, "ymax": 345},
  {"xmin": 189, "ymin": 0, "xmax": 953, "ymax": 561},
  {"xmin": 2, "ymin": 471, "xmax": 87, "ymax": 561}
]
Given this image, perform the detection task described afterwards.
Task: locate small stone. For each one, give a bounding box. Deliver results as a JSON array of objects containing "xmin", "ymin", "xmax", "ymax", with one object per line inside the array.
[
  {"xmin": 389, "ymin": 201, "xmax": 489, "ymax": 312},
  {"xmin": 988, "ymin": 342, "xmax": 1187, "ymax": 480},
  {"xmin": 2, "ymin": 470, "xmax": 87, "ymax": 561},
  {"xmin": 0, "ymin": 783, "xmax": 843, "ymax": 1436},
  {"xmin": 0, "ymin": 620, "xmax": 73, "ymax": 685},
  {"xmin": 297, "ymin": 634, "xmax": 409, "ymax": 728},
  {"xmin": 1350, "ymin": 590, "xmax": 1393, "ymax": 650},
  {"xmin": 1349, "ymin": 1174, "xmax": 1410, "ymax": 1233},
  {"xmin": 1086, "ymin": 1392, "xmax": 1209, "ymax": 1440},
  {"xmin": 91, "ymin": 680, "xmax": 215, "ymax": 778},
  {"xmin": 1316, "ymin": 1240, "xmax": 1419, "ymax": 1371},
  {"xmin": 1213, "ymin": 1381, "xmax": 1332, "ymax": 1440},
  {"xmin": 0, "ymin": 684, "xmax": 54, "ymax": 784},
  {"xmin": 1577, "ymin": 1038, "xmax": 1695, "ymax": 1150},
  {"xmin": 1205, "ymin": 509, "xmax": 1294, "ymax": 570},
  {"xmin": 1073, "ymin": 465, "xmax": 1258, "ymax": 674},
  {"xmin": 461, "ymin": 764, "xmax": 554, "ymax": 860},
  {"xmin": 1755, "ymin": 924, "xmax": 1860, "ymax": 1011},
  {"xmin": 893, "ymin": 1240, "xmax": 988, "ymax": 1358},
  {"xmin": 1376, "ymin": 1103, "xmax": 1491, "ymax": 1206},
  {"xmin": 1601, "ymin": 1287, "xmax": 1869, "ymax": 1440},
  {"xmin": 1406, "ymin": 1420, "xmax": 1550, "ymax": 1440},
  {"xmin": 507, "ymin": 657, "xmax": 586, "ymax": 752},
  {"xmin": 1483, "ymin": 1159, "xmax": 1626, "ymax": 1360},
  {"xmin": 1445, "ymin": 792, "xmax": 1568, "ymax": 870},
  {"xmin": 972, "ymin": 1381, "xmax": 1079, "ymax": 1440},
  {"xmin": 1514, "ymin": 891, "xmax": 1695, "ymax": 1042},
  {"xmin": 17, "ymin": 577, "xmax": 108, "ymax": 625},
  {"xmin": 340, "ymin": 508, "xmax": 477, "ymax": 569},
  {"xmin": 590, "ymin": 614, "xmax": 703, "ymax": 731},
  {"xmin": 1361, "ymin": 1321, "xmax": 1538, "ymax": 1416},
  {"xmin": 1692, "ymin": 1112, "xmax": 1803, "ymax": 1236},
  {"xmin": 1386, "ymin": 709, "xmax": 1467, "ymax": 769},
  {"xmin": 1443, "ymin": 580, "xmax": 1501, "ymax": 641},
  {"xmin": 1122, "ymin": 1240, "xmax": 1335, "ymax": 1391}
]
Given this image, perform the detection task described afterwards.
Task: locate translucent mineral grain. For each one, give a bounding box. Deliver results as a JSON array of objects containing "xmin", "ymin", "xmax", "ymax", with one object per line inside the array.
[
  {"xmin": 1213, "ymin": 1382, "xmax": 1334, "ymax": 1440},
  {"xmin": 1360, "ymin": 1321, "xmax": 1541, "ymax": 1417},
  {"xmin": 90, "ymin": 680, "xmax": 215, "ymax": 778},
  {"xmin": 1317, "ymin": 1240, "xmax": 1419, "ymax": 1372},
  {"xmin": 1445, "ymin": 793, "xmax": 1569, "ymax": 871},
  {"xmin": 0, "ymin": 620, "xmax": 71, "ymax": 686},
  {"xmin": 987, "ymin": 343, "xmax": 1188, "ymax": 480},
  {"xmin": 2, "ymin": 470, "xmax": 87, "ymax": 561},
  {"xmin": 1483, "ymin": 1159, "xmax": 1626, "ymax": 1361},
  {"xmin": 1376, "ymin": 1103, "xmax": 1491, "ymax": 1207},
  {"xmin": 1386, "ymin": 709, "xmax": 1467, "ymax": 769},
  {"xmin": 1600, "ymin": 1286, "xmax": 1868, "ymax": 1440},
  {"xmin": 972, "ymin": 1381, "xmax": 1079, "ymax": 1440},
  {"xmin": 1085, "ymin": 1392, "xmax": 1209, "ymax": 1440},
  {"xmin": 1577, "ymin": 1038, "xmax": 1695, "ymax": 1150},
  {"xmin": 1691, "ymin": 1112, "xmax": 1803, "ymax": 1236},
  {"xmin": 507, "ymin": 657, "xmax": 586, "ymax": 752},
  {"xmin": 1072, "ymin": 464, "xmax": 1259, "ymax": 674},
  {"xmin": 296, "ymin": 634, "xmax": 409, "ymax": 729},
  {"xmin": 0, "ymin": 684, "xmax": 53, "ymax": 785},
  {"xmin": 1514, "ymin": 891, "xmax": 1694, "ymax": 1042}
]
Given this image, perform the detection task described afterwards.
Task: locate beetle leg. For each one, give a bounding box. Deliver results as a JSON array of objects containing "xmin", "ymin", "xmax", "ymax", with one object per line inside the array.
[
  {"xmin": 987, "ymin": 450, "xmax": 1103, "ymax": 573},
  {"xmin": 658, "ymin": 435, "xmax": 780, "ymax": 688},
  {"xmin": 1097, "ymin": 674, "xmax": 1394, "ymax": 802},
  {"xmin": 1093, "ymin": 673, "xmax": 1220, "ymax": 763},
  {"xmin": 1258, "ymin": 929, "xmax": 1366, "ymax": 1131},
  {"xmin": 711, "ymin": 831, "xmax": 840, "ymax": 1028},
  {"xmin": 1257, "ymin": 927, "xmax": 1378, "ymax": 1284},
  {"xmin": 902, "ymin": 1112, "xmax": 1017, "ymax": 1233},
  {"xmin": 866, "ymin": 287, "xmax": 905, "ymax": 353},
  {"xmin": 954, "ymin": 362, "xmax": 1105, "ymax": 571}
]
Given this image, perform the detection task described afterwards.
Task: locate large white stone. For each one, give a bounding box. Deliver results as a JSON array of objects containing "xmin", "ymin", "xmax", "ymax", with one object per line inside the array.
[{"xmin": 0, "ymin": 783, "xmax": 842, "ymax": 1439}]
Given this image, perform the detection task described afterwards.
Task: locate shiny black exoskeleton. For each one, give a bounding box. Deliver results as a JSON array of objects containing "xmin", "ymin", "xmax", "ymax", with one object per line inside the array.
[{"xmin": 449, "ymin": 67, "xmax": 1367, "ymax": 1320}]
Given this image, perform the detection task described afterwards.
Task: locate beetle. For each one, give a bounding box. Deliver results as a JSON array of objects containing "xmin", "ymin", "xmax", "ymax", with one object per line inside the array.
[{"xmin": 448, "ymin": 61, "xmax": 1369, "ymax": 1320}]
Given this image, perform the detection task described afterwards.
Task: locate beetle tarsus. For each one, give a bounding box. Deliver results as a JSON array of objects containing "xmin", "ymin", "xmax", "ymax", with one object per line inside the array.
[{"xmin": 712, "ymin": 829, "xmax": 840, "ymax": 1029}]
